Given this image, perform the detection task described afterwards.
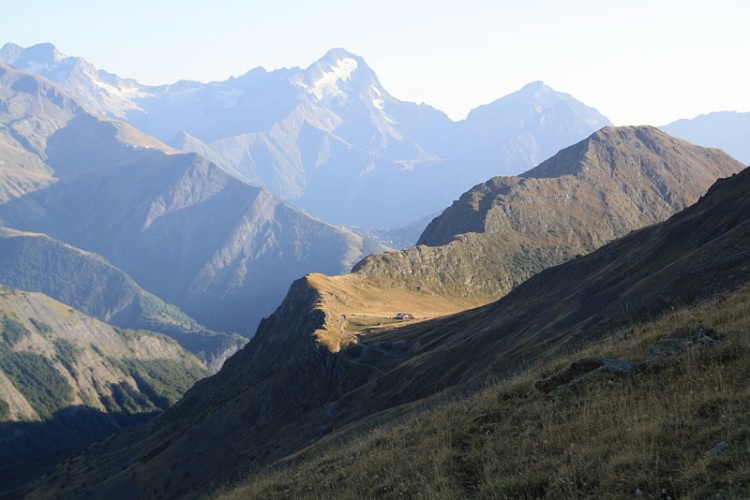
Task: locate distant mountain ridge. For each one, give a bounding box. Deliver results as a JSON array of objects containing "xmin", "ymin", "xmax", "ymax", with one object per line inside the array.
[
  {"xmin": 0, "ymin": 43, "xmax": 611, "ymax": 227},
  {"xmin": 662, "ymin": 111, "xmax": 750, "ymax": 165}
]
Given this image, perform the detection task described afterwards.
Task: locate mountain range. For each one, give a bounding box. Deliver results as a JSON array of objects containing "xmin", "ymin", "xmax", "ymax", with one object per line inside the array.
[
  {"xmin": 0, "ymin": 62, "xmax": 382, "ymax": 336},
  {"xmin": 0, "ymin": 43, "xmax": 612, "ymax": 229},
  {"xmin": 1, "ymin": 40, "xmax": 749, "ymax": 498},
  {"xmin": 16, "ymin": 125, "xmax": 745, "ymax": 498}
]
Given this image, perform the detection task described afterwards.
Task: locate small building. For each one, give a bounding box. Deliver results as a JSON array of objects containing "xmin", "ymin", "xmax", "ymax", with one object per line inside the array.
[{"xmin": 394, "ymin": 312, "xmax": 414, "ymax": 321}]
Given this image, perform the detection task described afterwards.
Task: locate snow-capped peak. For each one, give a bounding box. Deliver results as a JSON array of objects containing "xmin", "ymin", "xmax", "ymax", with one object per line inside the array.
[{"xmin": 305, "ymin": 57, "xmax": 358, "ymax": 101}]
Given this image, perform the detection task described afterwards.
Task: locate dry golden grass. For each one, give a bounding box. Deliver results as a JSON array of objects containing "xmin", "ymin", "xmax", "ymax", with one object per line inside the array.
[
  {"xmin": 216, "ymin": 285, "xmax": 750, "ymax": 499},
  {"xmin": 307, "ymin": 272, "xmax": 488, "ymax": 352}
]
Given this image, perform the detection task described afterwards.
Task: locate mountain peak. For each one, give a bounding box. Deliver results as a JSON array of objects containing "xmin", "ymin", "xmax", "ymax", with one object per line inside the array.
[
  {"xmin": 522, "ymin": 124, "xmax": 735, "ymax": 182},
  {"xmin": 13, "ymin": 42, "xmax": 66, "ymax": 66},
  {"xmin": 320, "ymin": 47, "xmax": 362, "ymax": 63},
  {"xmin": 466, "ymin": 80, "xmax": 610, "ymax": 128},
  {"xmin": 0, "ymin": 42, "xmax": 23, "ymax": 63},
  {"xmin": 296, "ymin": 48, "xmax": 379, "ymax": 103},
  {"xmin": 519, "ymin": 80, "xmax": 549, "ymax": 92}
]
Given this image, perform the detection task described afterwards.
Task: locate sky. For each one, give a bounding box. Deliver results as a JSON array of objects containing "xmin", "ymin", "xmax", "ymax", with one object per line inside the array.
[{"xmin": 1, "ymin": 0, "xmax": 748, "ymax": 126}]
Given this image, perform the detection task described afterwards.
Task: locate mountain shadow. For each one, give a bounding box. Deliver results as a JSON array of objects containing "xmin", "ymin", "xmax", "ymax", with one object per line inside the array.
[{"xmin": 0, "ymin": 405, "xmax": 159, "ymax": 494}]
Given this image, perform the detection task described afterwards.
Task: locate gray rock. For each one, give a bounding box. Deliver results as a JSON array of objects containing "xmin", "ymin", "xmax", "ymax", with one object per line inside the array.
[
  {"xmin": 706, "ymin": 441, "xmax": 727, "ymax": 456},
  {"xmin": 535, "ymin": 356, "xmax": 639, "ymax": 394}
]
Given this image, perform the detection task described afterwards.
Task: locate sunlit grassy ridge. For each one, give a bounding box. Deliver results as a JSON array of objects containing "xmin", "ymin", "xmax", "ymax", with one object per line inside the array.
[
  {"xmin": 219, "ymin": 284, "xmax": 750, "ymax": 499},
  {"xmin": 305, "ymin": 271, "xmax": 483, "ymax": 352}
]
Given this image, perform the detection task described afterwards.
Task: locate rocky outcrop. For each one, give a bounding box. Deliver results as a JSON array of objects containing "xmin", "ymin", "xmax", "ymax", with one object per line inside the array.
[{"xmin": 534, "ymin": 326, "xmax": 725, "ymax": 395}]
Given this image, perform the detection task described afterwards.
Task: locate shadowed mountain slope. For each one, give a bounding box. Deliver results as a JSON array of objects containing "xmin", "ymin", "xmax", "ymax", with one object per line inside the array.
[
  {"xmin": 0, "ymin": 63, "xmax": 382, "ymax": 335},
  {"xmin": 0, "ymin": 284, "xmax": 209, "ymax": 492},
  {"xmin": 0, "ymin": 227, "xmax": 245, "ymax": 370},
  {"xmin": 20, "ymin": 145, "xmax": 749, "ymax": 498}
]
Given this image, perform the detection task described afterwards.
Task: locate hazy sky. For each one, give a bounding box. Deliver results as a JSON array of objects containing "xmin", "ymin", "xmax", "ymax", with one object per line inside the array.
[{"xmin": 2, "ymin": 0, "xmax": 748, "ymax": 125}]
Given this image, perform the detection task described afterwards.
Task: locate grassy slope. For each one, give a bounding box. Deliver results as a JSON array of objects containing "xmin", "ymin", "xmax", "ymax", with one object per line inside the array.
[
  {"xmin": 220, "ymin": 284, "xmax": 750, "ymax": 499},
  {"xmin": 215, "ymin": 165, "xmax": 750, "ymax": 498}
]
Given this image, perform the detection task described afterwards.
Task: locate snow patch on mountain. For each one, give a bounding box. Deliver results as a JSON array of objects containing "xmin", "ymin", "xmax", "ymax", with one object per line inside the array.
[
  {"xmin": 372, "ymin": 98, "xmax": 384, "ymax": 110},
  {"xmin": 307, "ymin": 58, "xmax": 358, "ymax": 101},
  {"xmin": 93, "ymin": 79, "xmax": 149, "ymax": 100}
]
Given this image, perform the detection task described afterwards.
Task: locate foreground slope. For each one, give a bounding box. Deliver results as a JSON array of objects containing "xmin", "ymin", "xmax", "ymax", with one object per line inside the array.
[
  {"xmin": 21, "ymin": 160, "xmax": 750, "ymax": 497},
  {"xmin": 0, "ymin": 63, "xmax": 381, "ymax": 335},
  {"xmin": 2, "ymin": 43, "xmax": 611, "ymax": 227},
  {"xmin": 0, "ymin": 227, "xmax": 245, "ymax": 370},
  {"xmin": 0, "ymin": 285, "xmax": 209, "ymax": 492},
  {"xmin": 225, "ymin": 283, "xmax": 750, "ymax": 499}
]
